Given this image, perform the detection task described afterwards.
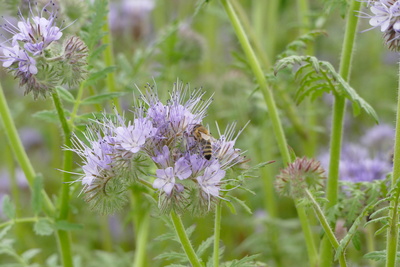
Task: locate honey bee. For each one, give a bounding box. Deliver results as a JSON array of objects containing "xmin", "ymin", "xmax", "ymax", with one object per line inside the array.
[{"xmin": 192, "ymin": 124, "xmax": 213, "ymax": 160}]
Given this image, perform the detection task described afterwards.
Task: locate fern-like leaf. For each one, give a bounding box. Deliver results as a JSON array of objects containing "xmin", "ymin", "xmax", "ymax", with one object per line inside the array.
[{"xmin": 274, "ymin": 55, "xmax": 378, "ymax": 123}]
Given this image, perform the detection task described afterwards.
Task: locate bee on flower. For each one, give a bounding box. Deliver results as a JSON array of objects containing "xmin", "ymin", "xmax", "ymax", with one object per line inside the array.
[{"xmin": 69, "ymin": 81, "xmax": 250, "ymax": 214}]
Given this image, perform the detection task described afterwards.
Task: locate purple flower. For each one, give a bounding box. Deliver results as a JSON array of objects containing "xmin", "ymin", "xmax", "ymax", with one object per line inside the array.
[
  {"xmin": 196, "ymin": 162, "xmax": 226, "ymax": 199},
  {"xmin": 1, "ymin": 1, "xmax": 62, "ymax": 55},
  {"xmin": 1, "ymin": 45, "xmax": 37, "ymax": 74},
  {"xmin": 153, "ymin": 157, "xmax": 191, "ymax": 196},
  {"xmin": 115, "ymin": 118, "xmax": 156, "ymax": 154},
  {"xmin": 361, "ymin": 0, "xmax": 400, "ymax": 50}
]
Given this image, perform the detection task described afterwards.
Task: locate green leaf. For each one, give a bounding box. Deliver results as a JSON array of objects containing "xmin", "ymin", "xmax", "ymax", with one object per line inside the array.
[
  {"xmin": 33, "ymin": 110, "xmax": 71, "ymax": 124},
  {"xmin": 274, "ymin": 55, "xmax": 379, "ymax": 123},
  {"xmin": 32, "ymin": 175, "xmax": 43, "ymax": 215},
  {"xmin": 81, "ymin": 92, "xmax": 127, "ymax": 105},
  {"xmin": 352, "ymin": 231, "xmax": 361, "ymax": 251},
  {"xmin": 0, "ymin": 225, "xmax": 12, "ymax": 240},
  {"xmin": 2, "ymin": 195, "xmax": 15, "ymax": 219},
  {"xmin": 223, "ymin": 199, "xmax": 237, "ymax": 214},
  {"xmin": 33, "ymin": 219, "xmax": 54, "ymax": 236},
  {"xmin": 55, "ymin": 220, "xmax": 83, "ymax": 231},
  {"xmin": 21, "ymin": 248, "xmax": 41, "ymax": 262},
  {"xmin": 196, "ymin": 236, "xmax": 213, "ymax": 258},
  {"xmin": 227, "ymin": 195, "xmax": 252, "ymax": 214},
  {"xmin": 363, "ymin": 250, "xmax": 386, "ymax": 262},
  {"xmin": 55, "ymin": 86, "xmax": 75, "ymax": 103},
  {"xmin": 85, "ymin": 66, "xmax": 117, "ymax": 86}
]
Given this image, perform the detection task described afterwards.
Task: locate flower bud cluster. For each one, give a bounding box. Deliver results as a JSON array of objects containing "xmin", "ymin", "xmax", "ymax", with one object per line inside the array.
[
  {"xmin": 70, "ymin": 82, "xmax": 248, "ymax": 214},
  {"xmin": 275, "ymin": 157, "xmax": 326, "ymax": 199},
  {"xmin": 0, "ymin": 1, "xmax": 87, "ymax": 98}
]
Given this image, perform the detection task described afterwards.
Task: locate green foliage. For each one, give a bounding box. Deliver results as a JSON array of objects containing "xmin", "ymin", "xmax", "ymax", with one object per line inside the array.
[
  {"xmin": 33, "ymin": 219, "xmax": 54, "ymax": 236},
  {"xmin": 277, "ymin": 31, "xmax": 328, "ymax": 59},
  {"xmin": 32, "ymin": 175, "xmax": 43, "ymax": 215},
  {"xmin": 274, "ymin": 55, "xmax": 379, "ymax": 123},
  {"xmin": 2, "ymin": 196, "xmax": 15, "ymax": 220}
]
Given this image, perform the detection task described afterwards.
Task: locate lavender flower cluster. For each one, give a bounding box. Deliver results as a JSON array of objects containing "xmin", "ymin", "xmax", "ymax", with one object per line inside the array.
[
  {"xmin": 0, "ymin": 1, "xmax": 87, "ymax": 98},
  {"xmin": 70, "ymin": 82, "xmax": 248, "ymax": 214},
  {"xmin": 361, "ymin": 0, "xmax": 400, "ymax": 50}
]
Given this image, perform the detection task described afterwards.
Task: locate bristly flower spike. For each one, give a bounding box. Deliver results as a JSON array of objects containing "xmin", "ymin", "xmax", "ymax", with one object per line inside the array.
[{"xmin": 275, "ymin": 157, "xmax": 326, "ymax": 199}]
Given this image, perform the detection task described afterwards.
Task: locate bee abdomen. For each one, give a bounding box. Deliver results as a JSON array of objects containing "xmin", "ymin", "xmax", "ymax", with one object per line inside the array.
[{"xmin": 202, "ymin": 140, "xmax": 212, "ymax": 160}]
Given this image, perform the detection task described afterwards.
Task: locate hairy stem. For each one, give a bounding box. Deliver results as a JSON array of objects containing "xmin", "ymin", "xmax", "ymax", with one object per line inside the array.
[
  {"xmin": 385, "ymin": 61, "xmax": 400, "ymax": 267},
  {"xmin": 213, "ymin": 201, "xmax": 222, "ymax": 267},
  {"xmin": 170, "ymin": 211, "xmax": 202, "ymax": 267},
  {"xmin": 51, "ymin": 91, "xmax": 74, "ymax": 267},
  {"xmin": 321, "ymin": 0, "xmax": 361, "ymax": 265}
]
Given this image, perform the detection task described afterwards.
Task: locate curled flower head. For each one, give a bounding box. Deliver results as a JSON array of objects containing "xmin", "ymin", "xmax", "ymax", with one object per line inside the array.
[
  {"xmin": 275, "ymin": 157, "xmax": 326, "ymax": 199},
  {"xmin": 69, "ymin": 81, "xmax": 251, "ymax": 215},
  {"xmin": 361, "ymin": 0, "xmax": 400, "ymax": 50}
]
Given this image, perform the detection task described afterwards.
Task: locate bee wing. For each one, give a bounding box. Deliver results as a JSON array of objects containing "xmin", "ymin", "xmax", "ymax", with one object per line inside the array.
[{"xmin": 200, "ymin": 132, "xmax": 211, "ymax": 140}]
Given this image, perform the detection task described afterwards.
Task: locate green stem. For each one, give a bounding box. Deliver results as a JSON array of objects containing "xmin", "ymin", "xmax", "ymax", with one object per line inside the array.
[
  {"xmin": 170, "ymin": 211, "xmax": 202, "ymax": 267},
  {"xmin": 220, "ymin": 0, "xmax": 290, "ymax": 165},
  {"xmin": 220, "ymin": 1, "xmax": 318, "ymax": 265},
  {"xmin": 69, "ymin": 82, "xmax": 85, "ymax": 125},
  {"xmin": 0, "ymin": 217, "xmax": 39, "ymax": 228},
  {"xmin": 213, "ymin": 201, "xmax": 222, "ymax": 267},
  {"xmin": 0, "ymin": 82, "xmax": 55, "ymax": 215},
  {"xmin": 51, "ymin": 91, "xmax": 74, "ymax": 267},
  {"xmin": 295, "ymin": 201, "xmax": 319, "ymax": 267},
  {"xmin": 100, "ymin": 216, "xmax": 113, "ymax": 251},
  {"xmin": 386, "ymin": 62, "xmax": 400, "ymax": 267},
  {"xmin": 265, "ymin": 0, "xmax": 278, "ymax": 59},
  {"xmin": 102, "ymin": 1, "xmax": 120, "ymax": 112},
  {"xmin": 365, "ymin": 224, "xmax": 377, "ymax": 267},
  {"xmin": 305, "ymin": 190, "xmax": 347, "ymax": 267},
  {"xmin": 321, "ymin": 1, "xmax": 361, "ymax": 265},
  {"xmin": 133, "ymin": 211, "xmax": 150, "ymax": 267}
]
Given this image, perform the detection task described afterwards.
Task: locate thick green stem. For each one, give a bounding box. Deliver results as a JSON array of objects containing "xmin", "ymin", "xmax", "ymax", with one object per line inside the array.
[
  {"xmin": 305, "ymin": 190, "xmax": 347, "ymax": 267},
  {"xmin": 170, "ymin": 211, "xmax": 202, "ymax": 267},
  {"xmin": 133, "ymin": 213, "xmax": 149, "ymax": 267},
  {"xmin": 295, "ymin": 201, "xmax": 319, "ymax": 267},
  {"xmin": 51, "ymin": 91, "xmax": 74, "ymax": 267},
  {"xmin": 385, "ymin": 63, "xmax": 400, "ymax": 267},
  {"xmin": 102, "ymin": 1, "xmax": 120, "ymax": 111},
  {"xmin": 220, "ymin": 0, "xmax": 290, "ymax": 165},
  {"xmin": 0, "ymin": 82, "xmax": 55, "ymax": 215},
  {"xmin": 220, "ymin": 1, "xmax": 318, "ymax": 265},
  {"xmin": 321, "ymin": 1, "xmax": 361, "ymax": 265},
  {"xmin": 213, "ymin": 201, "xmax": 222, "ymax": 267}
]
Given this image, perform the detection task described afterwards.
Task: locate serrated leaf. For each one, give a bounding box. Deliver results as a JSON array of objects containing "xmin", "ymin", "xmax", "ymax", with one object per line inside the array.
[
  {"xmin": 33, "ymin": 110, "xmax": 70, "ymax": 124},
  {"xmin": 55, "ymin": 220, "xmax": 83, "ymax": 231},
  {"xmin": 196, "ymin": 236, "xmax": 213, "ymax": 257},
  {"xmin": 21, "ymin": 248, "xmax": 41, "ymax": 262},
  {"xmin": 375, "ymin": 223, "xmax": 389, "ymax": 236},
  {"xmin": 32, "ymin": 175, "xmax": 43, "ymax": 215},
  {"xmin": 55, "ymin": 86, "xmax": 75, "ymax": 103},
  {"xmin": 0, "ymin": 225, "xmax": 12, "ymax": 240},
  {"xmin": 2, "ymin": 195, "xmax": 15, "ymax": 219},
  {"xmin": 85, "ymin": 66, "xmax": 117, "ymax": 86},
  {"xmin": 33, "ymin": 219, "xmax": 54, "ymax": 236},
  {"xmin": 154, "ymin": 251, "xmax": 187, "ymax": 261},
  {"xmin": 228, "ymin": 196, "xmax": 252, "ymax": 214},
  {"xmin": 352, "ymin": 231, "xmax": 361, "ymax": 251},
  {"xmin": 274, "ymin": 55, "xmax": 379, "ymax": 123},
  {"xmin": 363, "ymin": 250, "xmax": 386, "ymax": 261},
  {"xmin": 81, "ymin": 92, "xmax": 126, "ymax": 105}
]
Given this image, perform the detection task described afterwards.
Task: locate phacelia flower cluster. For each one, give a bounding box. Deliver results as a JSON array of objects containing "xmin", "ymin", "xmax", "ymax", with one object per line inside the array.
[
  {"xmin": 319, "ymin": 124, "xmax": 394, "ymax": 183},
  {"xmin": 361, "ymin": 0, "xmax": 400, "ymax": 50},
  {"xmin": 69, "ymin": 82, "xmax": 248, "ymax": 214},
  {"xmin": 0, "ymin": 1, "xmax": 87, "ymax": 98},
  {"xmin": 275, "ymin": 157, "xmax": 326, "ymax": 199}
]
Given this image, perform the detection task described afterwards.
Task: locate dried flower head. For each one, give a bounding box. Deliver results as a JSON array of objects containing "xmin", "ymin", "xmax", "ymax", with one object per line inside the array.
[
  {"xmin": 275, "ymin": 157, "xmax": 326, "ymax": 199},
  {"xmin": 361, "ymin": 0, "xmax": 400, "ymax": 50}
]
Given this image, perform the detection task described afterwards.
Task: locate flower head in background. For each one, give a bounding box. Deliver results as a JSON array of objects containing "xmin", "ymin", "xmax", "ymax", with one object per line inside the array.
[
  {"xmin": 361, "ymin": 0, "xmax": 400, "ymax": 50},
  {"xmin": 319, "ymin": 124, "xmax": 394, "ymax": 183},
  {"xmin": 0, "ymin": 1, "xmax": 87, "ymax": 99},
  {"xmin": 69, "ymin": 81, "xmax": 250, "ymax": 214}
]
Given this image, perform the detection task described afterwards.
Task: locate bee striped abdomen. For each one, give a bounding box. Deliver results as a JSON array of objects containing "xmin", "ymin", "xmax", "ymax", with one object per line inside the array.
[{"xmin": 202, "ymin": 139, "xmax": 212, "ymax": 160}]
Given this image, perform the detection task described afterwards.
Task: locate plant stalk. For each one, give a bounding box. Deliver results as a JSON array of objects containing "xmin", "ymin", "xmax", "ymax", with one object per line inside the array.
[
  {"xmin": 170, "ymin": 211, "xmax": 202, "ymax": 267},
  {"xmin": 213, "ymin": 201, "xmax": 222, "ymax": 267},
  {"xmin": 321, "ymin": 0, "xmax": 361, "ymax": 265}
]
